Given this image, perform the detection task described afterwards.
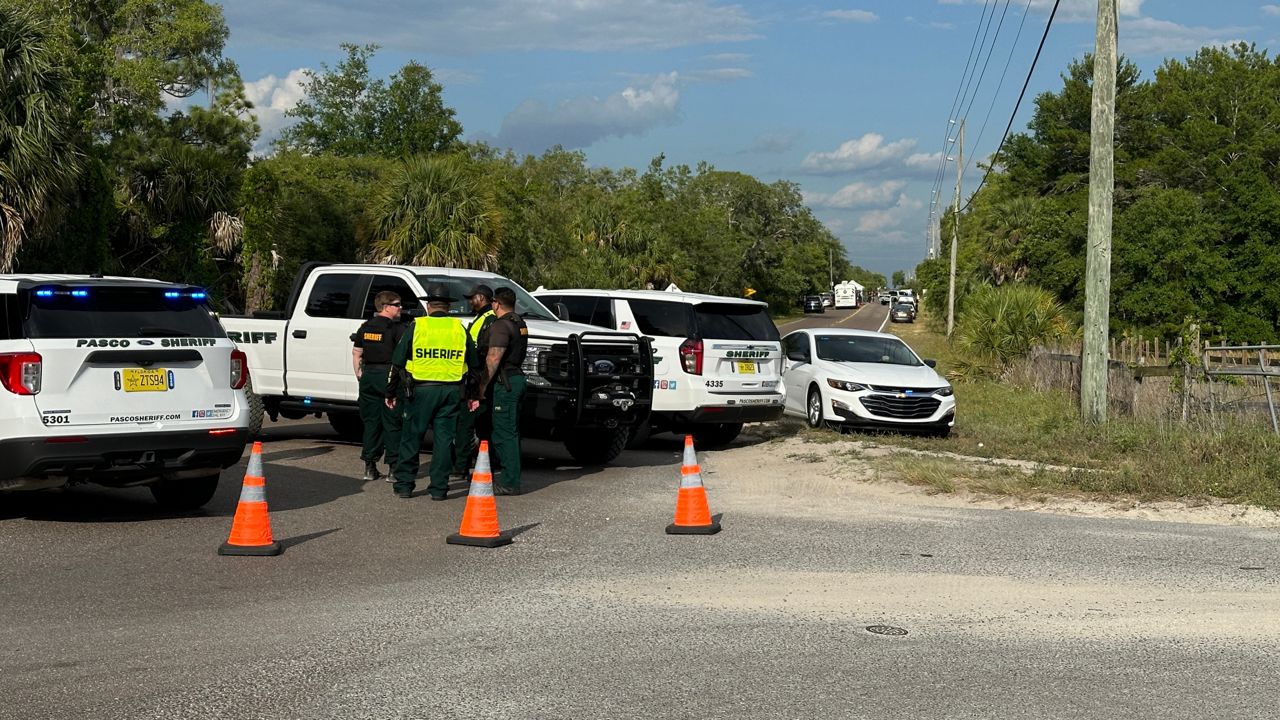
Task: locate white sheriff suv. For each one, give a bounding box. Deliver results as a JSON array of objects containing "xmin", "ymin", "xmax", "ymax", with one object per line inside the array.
[
  {"xmin": 0, "ymin": 275, "xmax": 252, "ymax": 509},
  {"xmin": 532, "ymin": 288, "xmax": 784, "ymax": 447}
]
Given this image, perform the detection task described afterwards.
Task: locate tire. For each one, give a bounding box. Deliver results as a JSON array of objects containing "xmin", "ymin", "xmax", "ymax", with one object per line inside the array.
[
  {"xmin": 625, "ymin": 420, "xmax": 653, "ymax": 449},
  {"xmin": 327, "ymin": 411, "xmax": 363, "ymax": 442},
  {"xmin": 243, "ymin": 377, "xmax": 264, "ymax": 437},
  {"xmin": 691, "ymin": 422, "xmax": 743, "ymax": 448},
  {"xmin": 150, "ymin": 472, "xmax": 220, "ymax": 511},
  {"xmin": 565, "ymin": 427, "xmax": 630, "ymax": 465},
  {"xmin": 806, "ymin": 387, "xmax": 824, "ymax": 429}
]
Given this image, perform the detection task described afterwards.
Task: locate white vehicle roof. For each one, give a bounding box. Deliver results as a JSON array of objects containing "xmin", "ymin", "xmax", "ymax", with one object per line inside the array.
[
  {"xmin": 314, "ymin": 264, "xmax": 516, "ymax": 282},
  {"xmin": 786, "ymin": 327, "xmax": 904, "ymax": 341},
  {"xmin": 0, "ymin": 274, "xmax": 186, "ymax": 294},
  {"xmin": 533, "ymin": 287, "xmax": 768, "ymax": 308}
]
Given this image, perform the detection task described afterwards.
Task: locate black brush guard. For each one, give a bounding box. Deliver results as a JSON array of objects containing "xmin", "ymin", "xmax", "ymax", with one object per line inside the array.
[{"xmin": 526, "ymin": 331, "xmax": 654, "ymax": 437}]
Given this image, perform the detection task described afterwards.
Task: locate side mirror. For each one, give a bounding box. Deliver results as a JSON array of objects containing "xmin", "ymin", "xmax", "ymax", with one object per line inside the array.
[
  {"xmin": 924, "ymin": 359, "xmax": 937, "ymax": 368},
  {"xmin": 786, "ymin": 350, "xmax": 807, "ymax": 363},
  {"xmin": 553, "ymin": 302, "xmax": 570, "ymax": 321}
]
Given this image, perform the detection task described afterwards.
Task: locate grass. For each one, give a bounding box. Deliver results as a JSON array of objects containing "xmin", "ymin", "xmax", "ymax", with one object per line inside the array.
[{"xmin": 854, "ymin": 308, "xmax": 1280, "ymax": 509}]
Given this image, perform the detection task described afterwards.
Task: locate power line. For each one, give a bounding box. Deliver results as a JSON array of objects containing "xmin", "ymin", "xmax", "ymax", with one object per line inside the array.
[
  {"xmin": 958, "ymin": 0, "xmax": 1016, "ymax": 140},
  {"xmin": 969, "ymin": 0, "xmax": 1035, "ymax": 167},
  {"xmin": 959, "ymin": 0, "xmax": 1062, "ymax": 213},
  {"xmin": 928, "ymin": 0, "xmax": 996, "ymax": 221}
]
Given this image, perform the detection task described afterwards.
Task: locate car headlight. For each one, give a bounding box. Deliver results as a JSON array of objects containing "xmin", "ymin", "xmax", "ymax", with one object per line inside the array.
[
  {"xmin": 933, "ymin": 386, "xmax": 954, "ymax": 397},
  {"xmin": 523, "ymin": 346, "xmax": 550, "ymax": 387},
  {"xmin": 826, "ymin": 378, "xmax": 868, "ymax": 392}
]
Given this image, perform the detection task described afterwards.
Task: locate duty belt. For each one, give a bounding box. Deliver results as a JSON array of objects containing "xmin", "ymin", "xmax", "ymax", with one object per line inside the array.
[{"xmin": 412, "ymin": 379, "xmax": 462, "ymax": 387}]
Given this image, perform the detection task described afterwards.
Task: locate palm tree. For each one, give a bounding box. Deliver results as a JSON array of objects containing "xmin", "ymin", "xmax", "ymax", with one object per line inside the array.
[
  {"xmin": 0, "ymin": 7, "xmax": 80, "ymax": 271},
  {"xmin": 985, "ymin": 196, "xmax": 1037, "ymax": 284},
  {"xmin": 364, "ymin": 154, "xmax": 500, "ymax": 268}
]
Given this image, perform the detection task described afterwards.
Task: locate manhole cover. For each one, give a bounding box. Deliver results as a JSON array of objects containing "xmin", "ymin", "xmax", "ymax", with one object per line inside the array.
[{"xmin": 865, "ymin": 625, "xmax": 908, "ymax": 637}]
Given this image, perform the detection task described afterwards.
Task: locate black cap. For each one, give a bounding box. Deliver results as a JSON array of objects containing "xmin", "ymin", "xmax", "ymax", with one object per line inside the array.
[
  {"xmin": 424, "ymin": 285, "xmax": 457, "ymax": 303},
  {"xmin": 465, "ymin": 284, "xmax": 494, "ymax": 300}
]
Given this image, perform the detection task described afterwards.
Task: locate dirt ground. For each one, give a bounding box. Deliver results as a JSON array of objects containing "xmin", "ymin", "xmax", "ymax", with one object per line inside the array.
[{"xmin": 706, "ymin": 430, "xmax": 1280, "ymax": 529}]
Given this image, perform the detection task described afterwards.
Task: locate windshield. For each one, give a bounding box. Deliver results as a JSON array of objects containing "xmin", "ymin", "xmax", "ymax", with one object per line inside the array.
[
  {"xmin": 414, "ymin": 275, "xmax": 558, "ymax": 321},
  {"xmin": 815, "ymin": 334, "xmax": 921, "ymax": 366},
  {"xmin": 23, "ymin": 286, "xmax": 225, "ymax": 339}
]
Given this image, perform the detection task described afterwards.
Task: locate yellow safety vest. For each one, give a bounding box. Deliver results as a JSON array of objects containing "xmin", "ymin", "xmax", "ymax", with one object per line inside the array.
[
  {"xmin": 404, "ymin": 316, "xmax": 467, "ymax": 382},
  {"xmin": 469, "ymin": 310, "xmax": 495, "ymax": 345}
]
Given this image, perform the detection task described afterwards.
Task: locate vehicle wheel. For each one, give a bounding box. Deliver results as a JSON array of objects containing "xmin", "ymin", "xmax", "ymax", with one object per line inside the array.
[
  {"xmin": 244, "ymin": 377, "xmax": 265, "ymax": 437},
  {"xmin": 806, "ymin": 387, "xmax": 824, "ymax": 429},
  {"xmin": 691, "ymin": 422, "xmax": 743, "ymax": 448},
  {"xmin": 565, "ymin": 427, "xmax": 630, "ymax": 465},
  {"xmin": 150, "ymin": 472, "xmax": 220, "ymax": 511},
  {"xmin": 327, "ymin": 411, "xmax": 363, "ymax": 442}
]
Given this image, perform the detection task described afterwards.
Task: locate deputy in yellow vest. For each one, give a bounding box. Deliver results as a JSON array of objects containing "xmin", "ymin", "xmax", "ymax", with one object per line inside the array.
[{"xmin": 384, "ymin": 285, "xmax": 478, "ymax": 500}]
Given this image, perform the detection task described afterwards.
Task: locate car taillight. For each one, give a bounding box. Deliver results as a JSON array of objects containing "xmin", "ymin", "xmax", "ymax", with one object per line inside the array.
[
  {"xmin": 230, "ymin": 349, "xmax": 248, "ymax": 390},
  {"xmin": 678, "ymin": 338, "xmax": 703, "ymax": 375},
  {"xmin": 0, "ymin": 352, "xmax": 41, "ymax": 395}
]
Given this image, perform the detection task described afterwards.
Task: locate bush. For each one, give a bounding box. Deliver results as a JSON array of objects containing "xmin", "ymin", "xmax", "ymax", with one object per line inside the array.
[{"xmin": 953, "ymin": 283, "xmax": 1074, "ymax": 378}]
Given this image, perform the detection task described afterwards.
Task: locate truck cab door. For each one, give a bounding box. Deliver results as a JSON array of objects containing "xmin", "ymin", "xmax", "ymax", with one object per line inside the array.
[{"xmin": 285, "ymin": 272, "xmax": 366, "ymax": 402}]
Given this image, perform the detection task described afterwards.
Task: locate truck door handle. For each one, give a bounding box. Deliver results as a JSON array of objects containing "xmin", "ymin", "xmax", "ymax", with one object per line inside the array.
[{"xmin": 292, "ymin": 329, "xmax": 308, "ymax": 339}]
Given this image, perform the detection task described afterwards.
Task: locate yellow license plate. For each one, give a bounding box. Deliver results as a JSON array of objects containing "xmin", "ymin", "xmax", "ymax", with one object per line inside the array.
[
  {"xmin": 735, "ymin": 361, "xmax": 756, "ymax": 374},
  {"xmin": 122, "ymin": 368, "xmax": 169, "ymax": 392}
]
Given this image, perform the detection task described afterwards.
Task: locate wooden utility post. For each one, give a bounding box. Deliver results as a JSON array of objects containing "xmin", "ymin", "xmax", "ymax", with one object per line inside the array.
[
  {"xmin": 1081, "ymin": 0, "xmax": 1118, "ymax": 423},
  {"xmin": 946, "ymin": 120, "xmax": 964, "ymax": 337}
]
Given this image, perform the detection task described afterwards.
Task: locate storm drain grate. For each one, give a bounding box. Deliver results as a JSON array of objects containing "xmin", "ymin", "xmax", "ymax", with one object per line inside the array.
[{"xmin": 865, "ymin": 625, "xmax": 908, "ymax": 637}]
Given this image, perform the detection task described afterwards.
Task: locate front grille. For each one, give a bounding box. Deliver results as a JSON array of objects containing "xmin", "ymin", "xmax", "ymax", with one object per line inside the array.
[{"xmin": 859, "ymin": 393, "xmax": 941, "ymax": 419}]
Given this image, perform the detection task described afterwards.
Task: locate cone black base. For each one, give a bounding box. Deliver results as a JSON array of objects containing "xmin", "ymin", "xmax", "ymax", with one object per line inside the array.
[
  {"xmin": 218, "ymin": 541, "xmax": 283, "ymax": 556},
  {"xmin": 666, "ymin": 521, "xmax": 721, "ymax": 535},
  {"xmin": 447, "ymin": 533, "xmax": 513, "ymax": 548}
]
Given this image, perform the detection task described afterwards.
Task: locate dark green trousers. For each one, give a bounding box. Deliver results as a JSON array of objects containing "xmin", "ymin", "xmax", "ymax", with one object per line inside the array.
[
  {"xmin": 451, "ymin": 394, "xmax": 492, "ymax": 476},
  {"xmin": 393, "ymin": 383, "xmax": 460, "ymax": 498},
  {"xmin": 491, "ymin": 374, "xmax": 526, "ymax": 490},
  {"xmin": 358, "ymin": 369, "xmax": 402, "ymax": 466}
]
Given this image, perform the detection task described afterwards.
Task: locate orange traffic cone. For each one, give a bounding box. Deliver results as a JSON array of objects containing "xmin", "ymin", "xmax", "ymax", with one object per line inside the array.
[
  {"xmin": 218, "ymin": 441, "xmax": 282, "ymax": 556},
  {"xmin": 666, "ymin": 435, "xmax": 721, "ymax": 535},
  {"xmin": 447, "ymin": 441, "xmax": 512, "ymax": 548}
]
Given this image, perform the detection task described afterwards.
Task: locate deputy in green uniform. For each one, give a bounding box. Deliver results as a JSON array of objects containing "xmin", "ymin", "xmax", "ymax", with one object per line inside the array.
[
  {"xmin": 451, "ymin": 284, "xmax": 496, "ymax": 480},
  {"xmin": 481, "ymin": 287, "xmax": 528, "ymax": 495},
  {"xmin": 385, "ymin": 286, "xmax": 478, "ymax": 500},
  {"xmin": 351, "ymin": 290, "xmax": 406, "ymax": 482}
]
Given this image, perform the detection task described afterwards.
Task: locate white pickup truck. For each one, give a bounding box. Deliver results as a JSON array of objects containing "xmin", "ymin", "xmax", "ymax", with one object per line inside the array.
[{"xmin": 220, "ymin": 263, "xmax": 654, "ymax": 464}]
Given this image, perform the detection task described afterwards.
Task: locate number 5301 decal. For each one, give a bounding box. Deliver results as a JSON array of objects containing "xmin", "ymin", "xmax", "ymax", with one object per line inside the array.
[{"xmin": 42, "ymin": 414, "xmax": 71, "ymax": 425}]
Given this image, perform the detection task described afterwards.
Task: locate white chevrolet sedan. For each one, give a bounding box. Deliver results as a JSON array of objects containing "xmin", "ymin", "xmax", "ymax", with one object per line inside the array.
[{"xmin": 780, "ymin": 329, "xmax": 955, "ymax": 436}]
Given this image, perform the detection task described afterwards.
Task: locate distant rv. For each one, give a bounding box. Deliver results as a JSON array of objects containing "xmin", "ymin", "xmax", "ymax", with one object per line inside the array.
[{"xmin": 834, "ymin": 281, "xmax": 862, "ymax": 309}]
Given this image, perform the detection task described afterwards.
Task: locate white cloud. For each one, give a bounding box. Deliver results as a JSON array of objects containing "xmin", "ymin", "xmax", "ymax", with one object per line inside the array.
[
  {"xmin": 496, "ymin": 72, "xmax": 681, "ymax": 153},
  {"xmin": 243, "ymin": 69, "xmax": 310, "ymax": 155},
  {"xmin": 905, "ymin": 151, "xmax": 943, "ymax": 171},
  {"xmin": 1122, "ymin": 17, "xmax": 1252, "ymax": 56},
  {"xmin": 804, "ymin": 180, "xmax": 907, "ymax": 209},
  {"xmin": 742, "ymin": 131, "xmax": 799, "ymax": 155},
  {"xmin": 224, "ymin": 1, "xmax": 760, "ymax": 54},
  {"xmin": 686, "ymin": 67, "xmax": 753, "ymax": 82},
  {"xmin": 801, "ymin": 133, "xmax": 918, "ymax": 174},
  {"xmin": 1265, "ymin": 5, "xmax": 1280, "ymax": 17},
  {"xmin": 937, "ymin": 0, "xmax": 1143, "ymax": 22},
  {"xmin": 823, "ymin": 9, "xmax": 878, "ymax": 23},
  {"xmin": 855, "ymin": 194, "xmax": 924, "ymax": 233}
]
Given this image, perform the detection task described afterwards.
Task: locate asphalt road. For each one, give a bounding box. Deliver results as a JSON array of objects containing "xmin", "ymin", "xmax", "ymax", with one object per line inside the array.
[
  {"xmin": 778, "ymin": 301, "xmax": 890, "ymax": 334},
  {"xmin": 3, "ymin": 407, "xmax": 1278, "ymax": 719}
]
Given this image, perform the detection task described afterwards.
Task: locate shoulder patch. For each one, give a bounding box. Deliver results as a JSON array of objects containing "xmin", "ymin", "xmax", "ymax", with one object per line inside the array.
[
  {"xmin": 363, "ymin": 332, "xmax": 384, "ymax": 342},
  {"xmin": 519, "ymin": 328, "xmax": 528, "ymax": 336}
]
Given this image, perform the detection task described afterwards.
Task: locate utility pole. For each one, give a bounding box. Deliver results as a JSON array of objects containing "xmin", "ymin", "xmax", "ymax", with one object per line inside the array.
[
  {"xmin": 946, "ymin": 119, "xmax": 964, "ymax": 337},
  {"xmin": 1081, "ymin": 0, "xmax": 1117, "ymax": 423}
]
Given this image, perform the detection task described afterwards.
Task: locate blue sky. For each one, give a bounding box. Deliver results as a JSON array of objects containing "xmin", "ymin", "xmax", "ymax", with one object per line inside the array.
[{"xmin": 222, "ymin": 1, "xmax": 1279, "ymax": 279}]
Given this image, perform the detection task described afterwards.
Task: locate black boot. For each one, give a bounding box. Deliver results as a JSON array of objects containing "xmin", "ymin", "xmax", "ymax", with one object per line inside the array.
[{"xmin": 363, "ymin": 460, "xmax": 382, "ymax": 482}]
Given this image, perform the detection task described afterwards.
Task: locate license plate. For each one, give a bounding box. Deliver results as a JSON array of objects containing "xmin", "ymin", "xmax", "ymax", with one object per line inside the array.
[
  {"xmin": 122, "ymin": 368, "xmax": 170, "ymax": 392},
  {"xmin": 735, "ymin": 361, "xmax": 756, "ymax": 374}
]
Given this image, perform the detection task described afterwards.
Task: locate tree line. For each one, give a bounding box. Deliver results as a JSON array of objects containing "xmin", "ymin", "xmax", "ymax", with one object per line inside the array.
[
  {"xmin": 917, "ymin": 43, "xmax": 1280, "ymax": 345},
  {"xmin": 1, "ymin": 5, "xmax": 883, "ymax": 315}
]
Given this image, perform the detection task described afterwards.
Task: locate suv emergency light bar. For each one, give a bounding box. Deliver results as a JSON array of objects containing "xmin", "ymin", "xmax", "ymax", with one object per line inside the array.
[
  {"xmin": 33, "ymin": 288, "xmax": 89, "ymax": 298},
  {"xmin": 163, "ymin": 290, "xmax": 208, "ymax": 300}
]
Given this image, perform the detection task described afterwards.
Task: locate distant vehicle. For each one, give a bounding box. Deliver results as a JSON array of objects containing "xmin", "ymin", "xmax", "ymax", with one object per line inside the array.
[
  {"xmin": 780, "ymin": 328, "xmax": 954, "ymax": 437},
  {"xmin": 820, "ymin": 292, "xmax": 835, "ymax": 308},
  {"xmin": 890, "ymin": 303, "xmax": 916, "ymax": 323},
  {"xmin": 879, "ymin": 292, "xmax": 893, "ymax": 305},
  {"xmin": 802, "ymin": 295, "xmax": 825, "ymax": 314},
  {"xmin": 834, "ymin": 282, "xmax": 859, "ymax": 309},
  {"xmin": 0, "ymin": 274, "xmax": 252, "ymax": 509}
]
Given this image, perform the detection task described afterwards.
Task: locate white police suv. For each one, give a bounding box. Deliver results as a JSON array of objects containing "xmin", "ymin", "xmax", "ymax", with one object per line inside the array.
[{"xmin": 0, "ymin": 275, "xmax": 251, "ymax": 509}]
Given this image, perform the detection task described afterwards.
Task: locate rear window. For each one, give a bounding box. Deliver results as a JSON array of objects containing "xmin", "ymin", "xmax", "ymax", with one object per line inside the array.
[
  {"xmin": 22, "ymin": 286, "xmax": 225, "ymax": 339},
  {"xmin": 627, "ymin": 299, "xmax": 694, "ymax": 337},
  {"xmin": 305, "ymin": 273, "xmax": 361, "ymax": 318},
  {"xmin": 0, "ymin": 295, "xmax": 19, "ymax": 340},
  {"xmin": 694, "ymin": 303, "xmax": 779, "ymax": 342}
]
